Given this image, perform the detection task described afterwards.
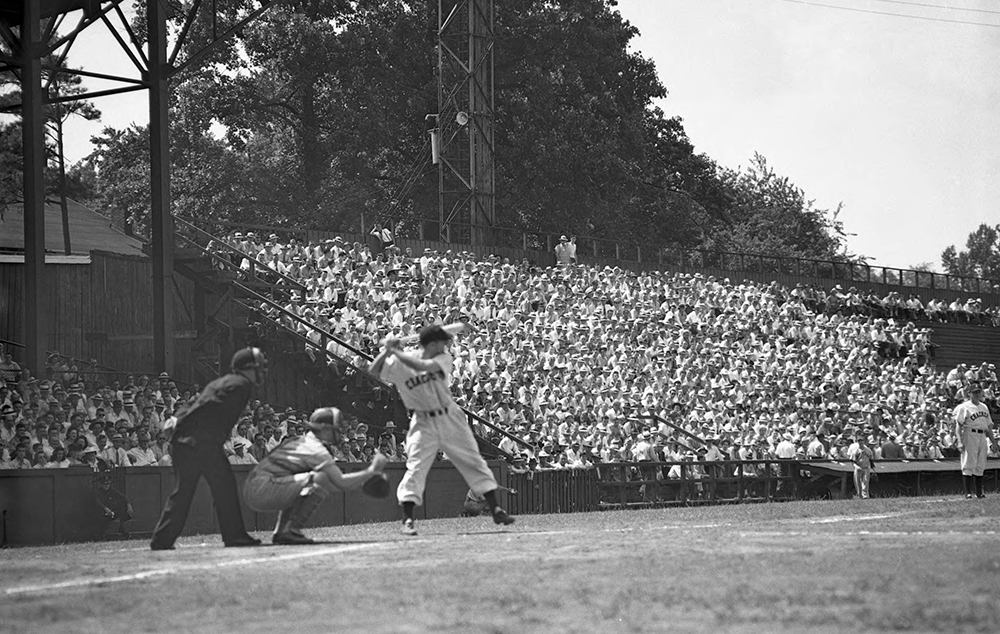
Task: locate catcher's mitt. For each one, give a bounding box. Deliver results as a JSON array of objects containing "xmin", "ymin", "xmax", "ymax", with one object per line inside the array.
[{"xmin": 361, "ymin": 473, "xmax": 390, "ymax": 498}]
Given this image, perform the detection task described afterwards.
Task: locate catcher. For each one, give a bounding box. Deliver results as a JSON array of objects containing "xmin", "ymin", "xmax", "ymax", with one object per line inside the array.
[{"xmin": 243, "ymin": 407, "xmax": 389, "ymax": 545}]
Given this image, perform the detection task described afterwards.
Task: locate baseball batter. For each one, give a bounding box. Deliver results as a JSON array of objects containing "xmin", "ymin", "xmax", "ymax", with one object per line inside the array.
[
  {"xmin": 953, "ymin": 383, "xmax": 996, "ymax": 499},
  {"xmin": 243, "ymin": 407, "xmax": 388, "ymax": 544},
  {"xmin": 370, "ymin": 324, "xmax": 515, "ymax": 535}
]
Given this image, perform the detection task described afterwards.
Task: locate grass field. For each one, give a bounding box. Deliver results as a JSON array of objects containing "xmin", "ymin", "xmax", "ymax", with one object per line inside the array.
[{"xmin": 1, "ymin": 496, "xmax": 998, "ymax": 634}]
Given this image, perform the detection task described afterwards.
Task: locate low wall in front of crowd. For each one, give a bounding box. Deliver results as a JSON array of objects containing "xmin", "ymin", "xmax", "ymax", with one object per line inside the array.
[
  {"xmin": 0, "ymin": 461, "xmax": 504, "ymax": 547},
  {"xmin": 592, "ymin": 459, "xmax": 1000, "ymax": 508}
]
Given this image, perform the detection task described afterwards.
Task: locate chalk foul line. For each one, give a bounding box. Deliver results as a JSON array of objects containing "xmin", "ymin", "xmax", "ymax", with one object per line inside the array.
[{"xmin": 5, "ymin": 542, "xmax": 383, "ymax": 596}]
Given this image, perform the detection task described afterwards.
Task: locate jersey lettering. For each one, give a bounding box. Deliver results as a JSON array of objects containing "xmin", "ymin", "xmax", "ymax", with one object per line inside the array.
[{"xmin": 404, "ymin": 370, "xmax": 446, "ymax": 391}]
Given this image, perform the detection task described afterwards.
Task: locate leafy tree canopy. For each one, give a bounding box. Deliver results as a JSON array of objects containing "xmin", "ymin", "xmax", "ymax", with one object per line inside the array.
[
  {"xmin": 942, "ymin": 224, "xmax": 1000, "ymax": 280},
  {"xmin": 84, "ymin": 0, "xmax": 855, "ymax": 262}
]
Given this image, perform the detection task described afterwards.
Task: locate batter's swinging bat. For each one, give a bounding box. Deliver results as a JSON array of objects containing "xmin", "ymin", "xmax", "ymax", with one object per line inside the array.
[{"xmin": 385, "ymin": 322, "xmax": 470, "ymax": 347}]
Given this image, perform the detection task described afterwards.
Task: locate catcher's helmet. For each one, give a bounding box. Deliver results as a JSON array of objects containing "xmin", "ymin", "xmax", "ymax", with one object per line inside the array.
[
  {"xmin": 231, "ymin": 347, "xmax": 266, "ymax": 372},
  {"xmin": 307, "ymin": 407, "xmax": 344, "ymax": 432}
]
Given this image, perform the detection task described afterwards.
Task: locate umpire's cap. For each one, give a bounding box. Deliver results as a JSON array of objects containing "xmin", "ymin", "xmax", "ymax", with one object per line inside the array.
[
  {"xmin": 308, "ymin": 407, "xmax": 344, "ymax": 432},
  {"xmin": 231, "ymin": 346, "xmax": 267, "ymax": 372},
  {"xmin": 419, "ymin": 324, "xmax": 452, "ymax": 346}
]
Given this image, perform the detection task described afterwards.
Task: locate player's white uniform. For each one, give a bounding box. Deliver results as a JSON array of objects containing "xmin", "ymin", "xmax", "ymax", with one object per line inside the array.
[
  {"xmin": 244, "ymin": 434, "xmax": 334, "ymax": 511},
  {"xmin": 380, "ymin": 352, "xmax": 498, "ymax": 506},
  {"xmin": 953, "ymin": 401, "xmax": 993, "ymax": 476}
]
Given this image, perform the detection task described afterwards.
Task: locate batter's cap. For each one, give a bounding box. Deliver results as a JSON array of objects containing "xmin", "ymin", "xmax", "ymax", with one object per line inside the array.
[
  {"xmin": 308, "ymin": 407, "xmax": 344, "ymax": 432},
  {"xmin": 231, "ymin": 347, "xmax": 266, "ymax": 371},
  {"xmin": 419, "ymin": 324, "xmax": 452, "ymax": 346}
]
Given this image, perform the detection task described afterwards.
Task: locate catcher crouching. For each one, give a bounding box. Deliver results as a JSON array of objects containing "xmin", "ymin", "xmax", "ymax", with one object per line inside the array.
[{"xmin": 243, "ymin": 407, "xmax": 389, "ymax": 545}]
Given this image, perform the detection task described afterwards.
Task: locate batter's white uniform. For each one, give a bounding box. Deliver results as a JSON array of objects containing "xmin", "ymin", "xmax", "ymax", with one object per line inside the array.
[
  {"xmin": 380, "ymin": 352, "xmax": 498, "ymax": 506},
  {"xmin": 953, "ymin": 401, "xmax": 993, "ymax": 476}
]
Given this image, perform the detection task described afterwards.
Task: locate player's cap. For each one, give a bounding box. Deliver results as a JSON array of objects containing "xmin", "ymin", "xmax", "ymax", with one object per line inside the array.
[
  {"xmin": 231, "ymin": 347, "xmax": 267, "ymax": 372},
  {"xmin": 307, "ymin": 407, "xmax": 344, "ymax": 432},
  {"xmin": 969, "ymin": 383, "xmax": 984, "ymax": 393},
  {"xmin": 419, "ymin": 324, "xmax": 452, "ymax": 346}
]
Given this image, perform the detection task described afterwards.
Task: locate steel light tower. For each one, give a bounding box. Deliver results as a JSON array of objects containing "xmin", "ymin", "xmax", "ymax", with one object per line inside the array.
[{"xmin": 436, "ymin": 0, "xmax": 494, "ymax": 246}]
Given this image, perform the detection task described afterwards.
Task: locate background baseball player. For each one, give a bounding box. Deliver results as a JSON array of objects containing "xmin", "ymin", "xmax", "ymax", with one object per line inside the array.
[
  {"xmin": 953, "ymin": 383, "xmax": 996, "ymax": 499},
  {"xmin": 370, "ymin": 324, "xmax": 515, "ymax": 535},
  {"xmin": 243, "ymin": 407, "xmax": 388, "ymax": 544},
  {"xmin": 150, "ymin": 347, "xmax": 266, "ymax": 550}
]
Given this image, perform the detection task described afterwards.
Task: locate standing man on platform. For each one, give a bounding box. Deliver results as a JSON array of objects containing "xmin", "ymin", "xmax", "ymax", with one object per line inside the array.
[
  {"xmin": 847, "ymin": 434, "xmax": 875, "ymax": 499},
  {"xmin": 953, "ymin": 383, "xmax": 996, "ymax": 499},
  {"xmin": 370, "ymin": 324, "xmax": 515, "ymax": 536},
  {"xmin": 149, "ymin": 347, "xmax": 268, "ymax": 550}
]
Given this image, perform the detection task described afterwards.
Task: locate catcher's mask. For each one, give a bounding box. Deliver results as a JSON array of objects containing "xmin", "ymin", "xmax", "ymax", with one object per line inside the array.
[
  {"xmin": 231, "ymin": 347, "xmax": 268, "ymax": 386},
  {"xmin": 308, "ymin": 407, "xmax": 345, "ymax": 444}
]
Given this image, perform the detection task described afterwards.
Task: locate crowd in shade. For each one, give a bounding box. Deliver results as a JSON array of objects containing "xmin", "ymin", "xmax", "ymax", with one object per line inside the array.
[
  {"xmin": 0, "ymin": 349, "xmax": 405, "ymax": 471},
  {"xmin": 209, "ymin": 231, "xmax": 998, "ymax": 473}
]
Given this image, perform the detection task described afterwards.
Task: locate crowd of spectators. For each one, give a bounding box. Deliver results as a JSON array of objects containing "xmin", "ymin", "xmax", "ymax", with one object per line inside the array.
[
  {"xmin": 0, "ymin": 348, "xmax": 406, "ymax": 472},
  {"xmin": 209, "ymin": 230, "xmax": 999, "ymax": 476},
  {"xmin": 6, "ymin": 231, "xmax": 999, "ymax": 480}
]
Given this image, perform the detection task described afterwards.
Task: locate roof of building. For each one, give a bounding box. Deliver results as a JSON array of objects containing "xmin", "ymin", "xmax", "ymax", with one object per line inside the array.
[{"xmin": 0, "ymin": 199, "xmax": 146, "ymax": 258}]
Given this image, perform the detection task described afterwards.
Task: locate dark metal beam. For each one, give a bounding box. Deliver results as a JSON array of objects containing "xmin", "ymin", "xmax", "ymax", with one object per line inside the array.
[
  {"xmin": 42, "ymin": 0, "xmax": 122, "ymax": 56},
  {"xmin": 0, "ymin": 83, "xmax": 147, "ymax": 113},
  {"xmin": 170, "ymin": 0, "xmax": 279, "ymax": 79},
  {"xmin": 149, "ymin": 0, "xmax": 174, "ymax": 374},
  {"xmin": 168, "ymin": 0, "xmax": 204, "ymax": 68},
  {"xmin": 100, "ymin": 12, "xmax": 145, "ymax": 74},
  {"xmin": 21, "ymin": 0, "xmax": 47, "ymax": 375},
  {"xmin": 43, "ymin": 64, "xmax": 146, "ymax": 85},
  {"xmin": 113, "ymin": 2, "xmax": 148, "ymax": 69}
]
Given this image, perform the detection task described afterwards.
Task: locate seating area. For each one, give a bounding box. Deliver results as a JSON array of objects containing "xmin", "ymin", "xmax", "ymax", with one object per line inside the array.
[
  {"xmin": 0, "ymin": 351, "xmax": 403, "ymax": 471},
  {"xmin": 205, "ymin": 231, "xmax": 999, "ymax": 469},
  {"xmin": 4, "ymin": 228, "xmax": 998, "ymax": 475}
]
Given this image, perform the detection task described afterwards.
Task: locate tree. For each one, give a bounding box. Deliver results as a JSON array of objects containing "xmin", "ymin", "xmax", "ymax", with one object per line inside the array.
[
  {"xmin": 0, "ymin": 122, "xmax": 21, "ymax": 219},
  {"xmin": 941, "ymin": 224, "xmax": 1000, "ymax": 280},
  {"xmin": 85, "ymin": 0, "xmax": 856, "ymax": 263},
  {"xmin": 708, "ymin": 153, "xmax": 856, "ymax": 262},
  {"xmin": 45, "ymin": 66, "xmax": 101, "ymax": 253}
]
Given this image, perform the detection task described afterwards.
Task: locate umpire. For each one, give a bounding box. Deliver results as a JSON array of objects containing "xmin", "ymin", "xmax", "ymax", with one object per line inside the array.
[{"xmin": 150, "ymin": 347, "xmax": 268, "ymax": 550}]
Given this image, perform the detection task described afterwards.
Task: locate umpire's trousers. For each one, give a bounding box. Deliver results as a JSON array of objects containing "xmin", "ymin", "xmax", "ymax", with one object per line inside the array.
[{"xmin": 151, "ymin": 442, "xmax": 249, "ymax": 547}]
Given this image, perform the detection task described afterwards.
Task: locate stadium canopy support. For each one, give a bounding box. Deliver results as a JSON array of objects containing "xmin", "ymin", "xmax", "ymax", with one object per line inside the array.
[{"xmin": 1, "ymin": 0, "xmax": 282, "ymax": 375}]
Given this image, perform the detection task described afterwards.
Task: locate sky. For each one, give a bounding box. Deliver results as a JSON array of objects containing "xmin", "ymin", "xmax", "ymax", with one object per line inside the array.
[{"xmin": 16, "ymin": 0, "xmax": 1000, "ymax": 271}]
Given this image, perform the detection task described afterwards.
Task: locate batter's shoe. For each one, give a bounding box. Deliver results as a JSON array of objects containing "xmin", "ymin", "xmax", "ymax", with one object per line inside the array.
[
  {"xmin": 966, "ymin": 494, "xmax": 974, "ymax": 499},
  {"xmin": 977, "ymin": 494, "xmax": 987, "ymax": 499},
  {"xmin": 149, "ymin": 542, "xmax": 175, "ymax": 551},
  {"xmin": 400, "ymin": 518, "xmax": 417, "ymax": 536},
  {"xmin": 225, "ymin": 535, "xmax": 262, "ymax": 547},
  {"xmin": 492, "ymin": 508, "xmax": 515, "ymax": 526},
  {"xmin": 273, "ymin": 531, "xmax": 315, "ymax": 545}
]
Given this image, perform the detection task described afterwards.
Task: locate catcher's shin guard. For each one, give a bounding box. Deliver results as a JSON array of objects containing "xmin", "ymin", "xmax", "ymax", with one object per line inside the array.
[
  {"xmin": 287, "ymin": 488, "xmax": 327, "ymax": 534},
  {"xmin": 274, "ymin": 506, "xmax": 294, "ymax": 536}
]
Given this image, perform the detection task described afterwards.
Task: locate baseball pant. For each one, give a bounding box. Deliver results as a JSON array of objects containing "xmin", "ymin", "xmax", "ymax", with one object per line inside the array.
[
  {"xmin": 853, "ymin": 467, "xmax": 871, "ymax": 499},
  {"xmin": 150, "ymin": 442, "xmax": 250, "ymax": 547},
  {"xmin": 397, "ymin": 407, "xmax": 498, "ymax": 506},
  {"xmin": 243, "ymin": 470, "xmax": 313, "ymax": 512},
  {"xmin": 960, "ymin": 431, "xmax": 989, "ymax": 476}
]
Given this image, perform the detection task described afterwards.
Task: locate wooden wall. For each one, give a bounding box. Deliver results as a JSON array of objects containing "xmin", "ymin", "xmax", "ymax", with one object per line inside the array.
[{"xmin": 0, "ymin": 252, "xmax": 196, "ymax": 378}]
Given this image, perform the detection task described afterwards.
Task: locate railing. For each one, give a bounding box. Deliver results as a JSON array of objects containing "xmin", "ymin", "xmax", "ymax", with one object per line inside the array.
[
  {"xmin": 391, "ymin": 218, "xmax": 1000, "ymax": 295},
  {"xmin": 173, "ymin": 216, "xmax": 308, "ymax": 297},
  {"xmin": 503, "ymin": 468, "xmax": 599, "ymax": 515},
  {"xmin": 594, "ymin": 459, "xmax": 807, "ymax": 508},
  {"xmin": 230, "ymin": 284, "xmax": 515, "ymax": 457},
  {"xmin": 176, "ymin": 213, "xmax": 1000, "ymax": 295}
]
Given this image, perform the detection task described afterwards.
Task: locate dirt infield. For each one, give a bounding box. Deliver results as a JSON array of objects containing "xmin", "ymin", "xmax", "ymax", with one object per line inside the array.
[{"xmin": 1, "ymin": 496, "xmax": 998, "ymax": 634}]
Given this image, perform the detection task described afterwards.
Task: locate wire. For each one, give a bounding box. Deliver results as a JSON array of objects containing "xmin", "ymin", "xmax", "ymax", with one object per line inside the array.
[
  {"xmin": 872, "ymin": 0, "xmax": 1000, "ymax": 16},
  {"xmin": 777, "ymin": 0, "xmax": 1000, "ymax": 27}
]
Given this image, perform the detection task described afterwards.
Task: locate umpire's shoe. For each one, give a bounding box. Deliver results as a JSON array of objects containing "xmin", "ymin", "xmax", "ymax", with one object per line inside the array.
[
  {"xmin": 492, "ymin": 508, "xmax": 515, "ymax": 526},
  {"xmin": 225, "ymin": 535, "xmax": 262, "ymax": 548},
  {"xmin": 273, "ymin": 531, "xmax": 315, "ymax": 545}
]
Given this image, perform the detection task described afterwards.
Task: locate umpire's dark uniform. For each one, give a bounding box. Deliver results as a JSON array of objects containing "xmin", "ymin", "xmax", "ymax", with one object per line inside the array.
[{"xmin": 150, "ymin": 370, "xmax": 258, "ymax": 549}]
